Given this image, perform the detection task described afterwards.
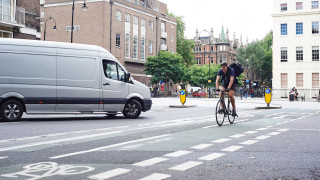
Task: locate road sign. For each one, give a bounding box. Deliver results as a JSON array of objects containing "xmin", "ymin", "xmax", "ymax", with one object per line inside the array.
[
  {"xmin": 265, "ymin": 88, "xmax": 272, "ymax": 106},
  {"xmin": 208, "ymin": 80, "xmax": 211, "ymax": 83},
  {"xmin": 180, "ymin": 89, "xmax": 186, "ymax": 105}
]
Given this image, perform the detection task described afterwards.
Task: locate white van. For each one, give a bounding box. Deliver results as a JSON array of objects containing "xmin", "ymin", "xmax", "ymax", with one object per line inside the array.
[{"xmin": 0, "ymin": 39, "xmax": 152, "ymax": 121}]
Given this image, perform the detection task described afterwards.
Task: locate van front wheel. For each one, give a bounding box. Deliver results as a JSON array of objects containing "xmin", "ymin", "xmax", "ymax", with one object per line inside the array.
[
  {"xmin": 122, "ymin": 100, "xmax": 142, "ymax": 119},
  {"xmin": 0, "ymin": 100, "xmax": 23, "ymax": 121}
]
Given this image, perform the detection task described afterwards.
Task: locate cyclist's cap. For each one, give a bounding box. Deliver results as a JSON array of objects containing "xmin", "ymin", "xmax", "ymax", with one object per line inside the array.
[{"xmin": 220, "ymin": 62, "xmax": 228, "ymax": 67}]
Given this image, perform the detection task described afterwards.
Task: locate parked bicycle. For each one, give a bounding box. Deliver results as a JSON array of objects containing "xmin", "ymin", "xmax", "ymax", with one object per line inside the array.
[{"xmin": 215, "ymin": 89, "xmax": 237, "ymax": 126}]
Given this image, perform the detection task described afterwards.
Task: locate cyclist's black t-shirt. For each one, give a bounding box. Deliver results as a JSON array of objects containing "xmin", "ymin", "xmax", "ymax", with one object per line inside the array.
[{"xmin": 217, "ymin": 67, "xmax": 238, "ymax": 85}]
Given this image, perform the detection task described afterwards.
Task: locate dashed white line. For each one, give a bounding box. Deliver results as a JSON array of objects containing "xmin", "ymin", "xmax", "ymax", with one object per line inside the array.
[
  {"xmin": 278, "ymin": 129, "xmax": 290, "ymax": 132},
  {"xmin": 268, "ymin": 132, "xmax": 282, "ymax": 136},
  {"xmin": 256, "ymin": 128, "xmax": 268, "ymax": 131},
  {"xmin": 212, "ymin": 138, "xmax": 231, "ymax": 143},
  {"xmin": 133, "ymin": 157, "xmax": 168, "ymax": 167},
  {"xmin": 239, "ymin": 140, "xmax": 259, "ymax": 145},
  {"xmin": 139, "ymin": 173, "xmax": 171, "ymax": 180},
  {"xmin": 169, "ymin": 161, "xmax": 203, "ymax": 171},
  {"xmin": 199, "ymin": 153, "xmax": 225, "ymax": 161},
  {"xmin": 244, "ymin": 131, "xmax": 258, "ymax": 134},
  {"xmin": 191, "ymin": 144, "xmax": 213, "ymax": 150},
  {"xmin": 230, "ymin": 134, "xmax": 245, "ymax": 138},
  {"xmin": 0, "ymin": 156, "xmax": 8, "ymax": 160},
  {"xmin": 255, "ymin": 135, "xmax": 271, "ymax": 140},
  {"xmin": 164, "ymin": 150, "xmax": 192, "ymax": 157},
  {"xmin": 221, "ymin": 146, "xmax": 243, "ymax": 152},
  {"xmin": 88, "ymin": 168, "xmax": 131, "ymax": 180}
]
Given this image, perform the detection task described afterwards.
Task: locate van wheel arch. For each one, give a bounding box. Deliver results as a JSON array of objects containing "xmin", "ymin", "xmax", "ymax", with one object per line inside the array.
[
  {"xmin": 0, "ymin": 97, "xmax": 26, "ymax": 113},
  {"xmin": 0, "ymin": 99, "xmax": 25, "ymax": 121},
  {"xmin": 122, "ymin": 99, "xmax": 142, "ymax": 119}
]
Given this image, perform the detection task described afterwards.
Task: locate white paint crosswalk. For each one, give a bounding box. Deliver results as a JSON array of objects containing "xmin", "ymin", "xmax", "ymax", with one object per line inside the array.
[
  {"xmin": 133, "ymin": 157, "xmax": 168, "ymax": 167},
  {"xmin": 88, "ymin": 168, "xmax": 131, "ymax": 180},
  {"xmin": 169, "ymin": 161, "xmax": 203, "ymax": 171}
]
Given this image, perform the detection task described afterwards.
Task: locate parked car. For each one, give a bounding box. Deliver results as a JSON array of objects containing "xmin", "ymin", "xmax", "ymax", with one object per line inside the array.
[{"xmin": 192, "ymin": 90, "xmax": 207, "ymax": 97}]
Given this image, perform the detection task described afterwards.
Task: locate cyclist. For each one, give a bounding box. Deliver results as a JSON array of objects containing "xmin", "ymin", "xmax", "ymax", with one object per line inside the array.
[{"xmin": 215, "ymin": 62, "xmax": 238, "ymax": 117}]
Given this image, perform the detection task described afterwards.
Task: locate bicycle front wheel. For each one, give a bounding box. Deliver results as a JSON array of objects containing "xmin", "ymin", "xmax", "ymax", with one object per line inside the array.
[
  {"xmin": 227, "ymin": 101, "xmax": 235, "ymax": 124},
  {"xmin": 215, "ymin": 100, "xmax": 225, "ymax": 126}
]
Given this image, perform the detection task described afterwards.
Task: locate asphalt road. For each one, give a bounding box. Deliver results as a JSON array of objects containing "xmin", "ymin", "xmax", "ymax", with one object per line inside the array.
[{"xmin": 0, "ymin": 98, "xmax": 319, "ymax": 180}]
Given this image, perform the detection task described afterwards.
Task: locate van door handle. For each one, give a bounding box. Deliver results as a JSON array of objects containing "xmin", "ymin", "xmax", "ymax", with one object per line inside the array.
[{"xmin": 103, "ymin": 82, "xmax": 110, "ymax": 86}]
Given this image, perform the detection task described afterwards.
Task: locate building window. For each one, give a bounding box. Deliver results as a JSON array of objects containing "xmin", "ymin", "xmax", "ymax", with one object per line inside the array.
[
  {"xmin": 296, "ymin": 2, "xmax": 303, "ymax": 10},
  {"xmin": 41, "ymin": 12, "xmax": 45, "ymax": 18},
  {"xmin": 0, "ymin": 30, "xmax": 13, "ymax": 38},
  {"xmin": 134, "ymin": 0, "xmax": 138, "ymax": 5},
  {"xmin": 281, "ymin": 24, "xmax": 287, "ymax": 35},
  {"xmin": 312, "ymin": 46, "xmax": 319, "ymax": 61},
  {"xmin": 161, "ymin": 22, "xmax": 165, "ymax": 32},
  {"xmin": 40, "ymin": 0, "xmax": 45, "ymax": 5},
  {"xmin": 141, "ymin": 19, "xmax": 145, "ymax": 28},
  {"xmin": 66, "ymin": 25, "xmax": 80, "ymax": 32},
  {"xmin": 296, "ymin": 47, "xmax": 303, "ymax": 62},
  {"xmin": 210, "ymin": 56, "xmax": 214, "ymax": 64},
  {"xmin": 149, "ymin": 41, "xmax": 152, "ymax": 54},
  {"xmin": 133, "ymin": 36, "xmax": 138, "ymax": 59},
  {"xmin": 171, "ymin": 48, "xmax": 173, "ymax": 54},
  {"xmin": 140, "ymin": 38, "xmax": 145, "ymax": 61},
  {"xmin": 116, "ymin": 11, "xmax": 122, "ymax": 21},
  {"xmin": 171, "ymin": 35, "xmax": 174, "ymax": 42},
  {"xmin": 312, "ymin": 21, "xmax": 319, "ymax": 34},
  {"xmin": 281, "ymin": 73, "xmax": 288, "ymax": 88},
  {"xmin": 281, "ymin": 47, "xmax": 288, "ymax": 62},
  {"xmin": 133, "ymin": 16, "xmax": 138, "ymax": 25},
  {"xmin": 296, "ymin": 73, "xmax": 303, "ymax": 87},
  {"xmin": 0, "ymin": 0, "xmax": 12, "ymax": 22},
  {"xmin": 148, "ymin": 21, "xmax": 154, "ymax": 30},
  {"xmin": 296, "ymin": 23, "xmax": 303, "ymax": 35},
  {"xmin": 125, "ymin": 14, "xmax": 130, "ymax": 23},
  {"xmin": 312, "ymin": 1, "xmax": 319, "ymax": 9},
  {"xmin": 116, "ymin": 34, "xmax": 121, "ymax": 48},
  {"xmin": 281, "ymin": 3, "xmax": 287, "ymax": 11},
  {"xmin": 312, "ymin": 73, "xmax": 319, "ymax": 88},
  {"xmin": 125, "ymin": 34, "xmax": 130, "ymax": 58}
]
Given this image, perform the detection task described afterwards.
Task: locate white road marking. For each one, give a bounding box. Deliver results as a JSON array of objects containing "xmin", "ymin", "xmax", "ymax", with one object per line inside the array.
[
  {"xmin": 278, "ymin": 129, "xmax": 290, "ymax": 132},
  {"xmin": 266, "ymin": 126, "xmax": 273, "ymax": 128},
  {"xmin": 133, "ymin": 157, "xmax": 168, "ymax": 167},
  {"xmin": 275, "ymin": 123, "xmax": 282, "ymax": 125},
  {"xmin": 212, "ymin": 138, "xmax": 231, "ymax": 143},
  {"xmin": 239, "ymin": 140, "xmax": 259, "ymax": 145},
  {"xmin": 198, "ymin": 153, "xmax": 225, "ymax": 161},
  {"xmin": 202, "ymin": 125, "xmax": 218, "ymax": 128},
  {"xmin": 221, "ymin": 146, "xmax": 243, "ymax": 152},
  {"xmin": 139, "ymin": 173, "xmax": 171, "ymax": 180},
  {"xmin": 88, "ymin": 168, "xmax": 131, "ymax": 180},
  {"xmin": 119, "ymin": 144, "xmax": 144, "ymax": 150},
  {"xmin": 256, "ymin": 128, "xmax": 268, "ymax": 131},
  {"xmin": 264, "ymin": 112, "xmax": 284, "ymax": 117},
  {"xmin": 241, "ymin": 115, "xmax": 254, "ymax": 118},
  {"xmin": 50, "ymin": 134, "xmax": 170, "ymax": 159},
  {"xmin": 0, "ymin": 156, "xmax": 8, "ymax": 160},
  {"xmin": 164, "ymin": 150, "xmax": 192, "ymax": 157},
  {"xmin": 191, "ymin": 144, "xmax": 213, "ymax": 150},
  {"xmin": 255, "ymin": 135, "xmax": 271, "ymax": 140},
  {"xmin": 230, "ymin": 134, "xmax": 245, "ymax": 138},
  {"xmin": 268, "ymin": 132, "xmax": 282, "ymax": 136},
  {"xmin": 244, "ymin": 131, "xmax": 258, "ymax": 134},
  {"xmin": 169, "ymin": 161, "xmax": 203, "ymax": 171}
]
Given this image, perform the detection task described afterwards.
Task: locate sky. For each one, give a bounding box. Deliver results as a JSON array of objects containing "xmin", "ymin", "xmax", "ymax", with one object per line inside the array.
[{"xmin": 159, "ymin": 0, "xmax": 273, "ymax": 42}]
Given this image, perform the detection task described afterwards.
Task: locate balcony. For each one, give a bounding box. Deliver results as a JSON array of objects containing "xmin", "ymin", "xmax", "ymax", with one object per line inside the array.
[
  {"xmin": 161, "ymin": 31, "xmax": 167, "ymax": 39},
  {"xmin": 160, "ymin": 44, "xmax": 167, "ymax": 51},
  {"xmin": 0, "ymin": 6, "xmax": 25, "ymax": 28}
]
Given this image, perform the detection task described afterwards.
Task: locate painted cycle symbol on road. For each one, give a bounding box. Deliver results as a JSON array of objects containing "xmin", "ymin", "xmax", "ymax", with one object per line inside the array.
[{"xmin": 1, "ymin": 162, "xmax": 95, "ymax": 180}]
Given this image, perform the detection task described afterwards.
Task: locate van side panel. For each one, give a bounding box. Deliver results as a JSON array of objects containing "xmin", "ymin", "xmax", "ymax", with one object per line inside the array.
[
  {"xmin": 0, "ymin": 45, "xmax": 57, "ymax": 113},
  {"xmin": 55, "ymin": 48, "xmax": 101, "ymax": 112}
]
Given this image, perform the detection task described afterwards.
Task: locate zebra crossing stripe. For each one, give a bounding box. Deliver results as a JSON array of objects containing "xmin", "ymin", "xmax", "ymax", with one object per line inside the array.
[
  {"xmin": 191, "ymin": 144, "xmax": 213, "ymax": 150},
  {"xmin": 139, "ymin": 173, "xmax": 171, "ymax": 180},
  {"xmin": 244, "ymin": 131, "xmax": 258, "ymax": 134},
  {"xmin": 198, "ymin": 153, "xmax": 225, "ymax": 161},
  {"xmin": 0, "ymin": 156, "xmax": 8, "ymax": 160},
  {"xmin": 277, "ymin": 129, "xmax": 290, "ymax": 132},
  {"xmin": 239, "ymin": 140, "xmax": 259, "ymax": 145},
  {"xmin": 169, "ymin": 161, "xmax": 203, "ymax": 171},
  {"xmin": 221, "ymin": 146, "xmax": 243, "ymax": 152},
  {"xmin": 255, "ymin": 135, "xmax": 271, "ymax": 140},
  {"xmin": 230, "ymin": 134, "xmax": 245, "ymax": 138},
  {"xmin": 133, "ymin": 157, "xmax": 168, "ymax": 167},
  {"xmin": 164, "ymin": 150, "xmax": 192, "ymax": 157},
  {"xmin": 212, "ymin": 138, "xmax": 231, "ymax": 143},
  {"xmin": 268, "ymin": 132, "xmax": 282, "ymax": 136},
  {"xmin": 88, "ymin": 168, "xmax": 131, "ymax": 180}
]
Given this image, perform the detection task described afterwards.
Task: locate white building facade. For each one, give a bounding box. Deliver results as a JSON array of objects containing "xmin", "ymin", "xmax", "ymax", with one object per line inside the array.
[{"xmin": 272, "ymin": 0, "xmax": 320, "ymax": 99}]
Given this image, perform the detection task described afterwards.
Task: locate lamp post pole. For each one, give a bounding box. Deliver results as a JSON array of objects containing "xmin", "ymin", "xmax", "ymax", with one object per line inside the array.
[
  {"xmin": 44, "ymin": 17, "xmax": 57, "ymax": 41},
  {"xmin": 71, "ymin": 0, "xmax": 87, "ymax": 43},
  {"xmin": 199, "ymin": 30, "xmax": 212, "ymax": 98}
]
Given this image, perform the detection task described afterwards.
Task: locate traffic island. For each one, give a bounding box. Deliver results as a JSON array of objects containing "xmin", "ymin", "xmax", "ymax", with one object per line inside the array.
[
  {"xmin": 255, "ymin": 104, "xmax": 282, "ymax": 109},
  {"xmin": 169, "ymin": 105, "xmax": 197, "ymax": 108}
]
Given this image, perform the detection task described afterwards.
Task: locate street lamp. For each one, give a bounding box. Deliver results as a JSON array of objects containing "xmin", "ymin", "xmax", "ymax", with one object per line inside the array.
[
  {"xmin": 44, "ymin": 17, "xmax": 57, "ymax": 41},
  {"xmin": 199, "ymin": 29, "xmax": 212, "ymax": 98},
  {"xmin": 71, "ymin": 0, "xmax": 88, "ymax": 43}
]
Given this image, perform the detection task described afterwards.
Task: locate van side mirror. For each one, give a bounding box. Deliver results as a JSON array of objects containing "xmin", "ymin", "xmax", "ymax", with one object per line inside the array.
[{"xmin": 125, "ymin": 72, "xmax": 132, "ymax": 83}]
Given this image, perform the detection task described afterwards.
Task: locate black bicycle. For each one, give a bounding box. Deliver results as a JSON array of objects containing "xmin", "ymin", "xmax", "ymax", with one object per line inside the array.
[{"xmin": 215, "ymin": 89, "xmax": 236, "ymax": 126}]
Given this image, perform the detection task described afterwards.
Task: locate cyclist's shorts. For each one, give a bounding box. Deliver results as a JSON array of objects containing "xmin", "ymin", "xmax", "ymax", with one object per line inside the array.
[{"xmin": 223, "ymin": 83, "xmax": 237, "ymax": 91}]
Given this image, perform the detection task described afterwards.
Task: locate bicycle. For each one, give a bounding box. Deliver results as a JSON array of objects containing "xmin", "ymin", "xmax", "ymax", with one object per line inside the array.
[{"xmin": 215, "ymin": 89, "xmax": 237, "ymax": 126}]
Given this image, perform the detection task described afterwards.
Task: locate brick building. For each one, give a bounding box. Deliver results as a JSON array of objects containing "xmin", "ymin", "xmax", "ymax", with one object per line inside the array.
[
  {"xmin": 193, "ymin": 27, "xmax": 246, "ymax": 66},
  {"xmin": 40, "ymin": 0, "xmax": 177, "ymax": 86},
  {"xmin": 0, "ymin": 0, "xmax": 40, "ymax": 39}
]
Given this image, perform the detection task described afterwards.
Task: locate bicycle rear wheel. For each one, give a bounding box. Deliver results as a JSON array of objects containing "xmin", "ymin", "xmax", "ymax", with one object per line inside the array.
[
  {"xmin": 227, "ymin": 101, "xmax": 235, "ymax": 124},
  {"xmin": 215, "ymin": 100, "xmax": 225, "ymax": 126}
]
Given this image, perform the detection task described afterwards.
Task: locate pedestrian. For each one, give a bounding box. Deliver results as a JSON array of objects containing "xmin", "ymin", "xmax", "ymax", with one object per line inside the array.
[
  {"xmin": 244, "ymin": 88, "xmax": 248, "ymax": 98},
  {"xmin": 239, "ymin": 86, "xmax": 244, "ymax": 100},
  {"xmin": 250, "ymin": 88, "xmax": 254, "ymax": 98}
]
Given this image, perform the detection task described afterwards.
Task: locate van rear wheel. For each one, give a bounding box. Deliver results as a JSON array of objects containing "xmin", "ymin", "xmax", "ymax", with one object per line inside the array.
[
  {"xmin": 0, "ymin": 100, "xmax": 23, "ymax": 121},
  {"xmin": 122, "ymin": 100, "xmax": 142, "ymax": 119}
]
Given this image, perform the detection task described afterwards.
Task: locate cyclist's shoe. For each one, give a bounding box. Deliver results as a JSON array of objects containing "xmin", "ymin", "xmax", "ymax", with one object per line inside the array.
[
  {"xmin": 232, "ymin": 110, "xmax": 238, "ymax": 117},
  {"xmin": 218, "ymin": 109, "xmax": 224, "ymax": 114}
]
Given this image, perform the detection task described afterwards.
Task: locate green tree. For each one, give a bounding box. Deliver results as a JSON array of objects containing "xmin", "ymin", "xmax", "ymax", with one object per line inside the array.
[
  {"xmin": 187, "ymin": 64, "xmax": 220, "ymax": 89},
  {"xmin": 144, "ymin": 51, "xmax": 184, "ymax": 94}
]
